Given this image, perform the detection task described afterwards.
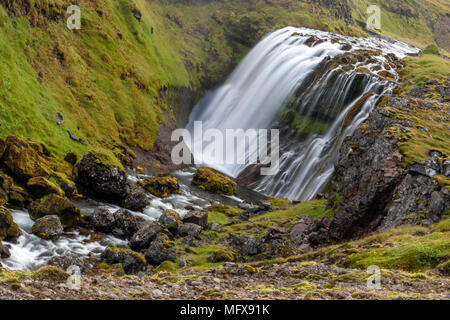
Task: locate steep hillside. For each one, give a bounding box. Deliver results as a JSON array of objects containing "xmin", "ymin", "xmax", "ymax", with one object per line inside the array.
[{"xmin": 0, "ymin": 0, "xmax": 447, "ymax": 166}]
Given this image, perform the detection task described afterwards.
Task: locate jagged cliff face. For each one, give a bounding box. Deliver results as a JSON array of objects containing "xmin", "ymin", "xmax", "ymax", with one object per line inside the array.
[{"xmin": 302, "ymin": 64, "xmax": 450, "ymax": 245}]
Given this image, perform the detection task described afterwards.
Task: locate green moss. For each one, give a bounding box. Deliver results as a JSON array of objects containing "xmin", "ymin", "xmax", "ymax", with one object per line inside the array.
[
  {"xmin": 192, "ymin": 167, "xmax": 236, "ymax": 195},
  {"xmin": 422, "ymin": 44, "xmax": 441, "ymax": 56},
  {"xmin": 138, "ymin": 174, "xmax": 181, "ymax": 198},
  {"xmin": 31, "ymin": 265, "xmax": 69, "ymax": 281},
  {"xmin": 212, "ymin": 249, "xmax": 235, "ymax": 262},
  {"xmin": 155, "ymin": 260, "xmax": 179, "ymax": 273},
  {"xmin": 268, "ymin": 197, "xmax": 290, "ymax": 210}
]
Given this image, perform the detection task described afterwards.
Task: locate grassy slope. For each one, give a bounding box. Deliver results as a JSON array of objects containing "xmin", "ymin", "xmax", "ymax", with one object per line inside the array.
[
  {"xmin": 0, "ymin": 0, "xmax": 448, "ymax": 164},
  {"xmin": 349, "ymin": 0, "xmax": 449, "ymax": 54}
]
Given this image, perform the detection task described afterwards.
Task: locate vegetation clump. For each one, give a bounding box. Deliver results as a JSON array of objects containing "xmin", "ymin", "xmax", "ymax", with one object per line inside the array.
[
  {"xmin": 192, "ymin": 167, "xmax": 236, "ymax": 195},
  {"xmin": 138, "ymin": 174, "xmax": 181, "ymax": 198}
]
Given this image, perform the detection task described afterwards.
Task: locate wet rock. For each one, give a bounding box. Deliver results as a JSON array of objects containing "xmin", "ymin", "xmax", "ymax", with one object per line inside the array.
[
  {"xmin": 101, "ymin": 247, "xmax": 147, "ymax": 274},
  {"xmin": 89, "ymin": 207, "xmax": 116, "ymax": 233},
  {"xmin": 75, "ymin": 152, "xmax": 128, "ymax": 203},
  {"xmin": 112, "ymin": 209, "xmax": 138, "ymax": 239},
  {"xmin": 26, "ymin": 177, "xmax": 63, "ymax": 198},
  {"xmin": 29, "ymin": 194, "xmax": 81, "ymax": 229},
  {"xmin": 192, "ymin": 167, "xmax": 236, "ymax": 195},
  {"xmin": 181, "ymin": 211, "xmax": 208, "ymax": 229},
  {"xmin": 60, "ymin": 181, "xmax": 76, "ymax": 197},
  {"xmin": 122, "ymin": 187, "xmax": 149, "ymax": 212},
  {"xmin": 137, "ymin": 174, "xmax": 181, "ymax": 198},
  {"xmin": 129, "ymin": 221, "xmax": 163, "ymax": 250},
  {"xmin": 178, "ymin": 223, "xmax": 202, "ymax": 238},
  {"xmin": 159, "ymin": 209, "xmax": 182, "ymax": 234},
  {"xmin": 290, "ymin": 223, "xmax": 308, "ymax": 245},
  {"xmin": 64, "ymin": 152, "xmax": 77, "ymax": 165},
  {"xmin": 31, "ymin": 215, "xmax": 64, "ymax": 240},
  {"xmin": 1, "ymin": 136, "xmax": 50, "ymax": 182},
  {"xmin": 145, "ymin": 233, "xmax": 176, "ymax": 265},
  {"xmin": 0, "ymin": 206, "xmax": 22, "ymax": 240},
  {"xmin": 0, "ymin": 241, "xmax": 11, "ymax": 258},
  {"xmin": 229, "ymin": 234, "xmax": 262, "ymax": 256}
]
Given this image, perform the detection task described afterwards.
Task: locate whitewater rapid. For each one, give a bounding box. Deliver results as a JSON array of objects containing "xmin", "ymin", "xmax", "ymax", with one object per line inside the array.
[
  {"xmin": 2, "ymin": 169, "xmax": 245, "ymax": 271},
  {"xmin": 186, "ymin": 27, "xmax": 419, "ymax": 200}
]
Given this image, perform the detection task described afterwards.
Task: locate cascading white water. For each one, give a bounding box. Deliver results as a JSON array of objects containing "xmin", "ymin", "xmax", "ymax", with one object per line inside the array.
[{"xmin": 186, "ymin": 27, "xmax": 419, "ymax": 200}]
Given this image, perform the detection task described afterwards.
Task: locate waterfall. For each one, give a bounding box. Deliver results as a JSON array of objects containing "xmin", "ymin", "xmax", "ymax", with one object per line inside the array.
[{"xmin": 186, "ymin": 27, "xmax": 419, "ymax": 200}]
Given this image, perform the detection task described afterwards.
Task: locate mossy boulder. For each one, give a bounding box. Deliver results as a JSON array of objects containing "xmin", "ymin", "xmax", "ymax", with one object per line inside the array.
[
  {"xmin": 75, "ymin": 152, "xmax": 128, "ymax": 203},
  {"xmin": 1, "ymin": 136, "xmax": 50, "ymax": 182},
  {"xmin": 89, "ymin": 207, "xmax": 138, "ymax": 239},
  {"xmin": 138, "ymin": 174, "xmax": 181, "ymax": 198},
  {"xmin": 29, "ymin": 194, "xmax": 81, "ymax": 229},
  {"xmin": 210, "ymin": 249, "xmax": 235, "ymax": 262},
  {"xmin": 122, "ymin": 186, "xmax": 149, "ymax": 212},
  {"xmin": 31, "ymin": 266, "xmax": 69, "ymax": 281},
  {"xmin": 192, "ymin": 167, "xmax": 236, "ymax": 195},
  {"xmin": 145, "ymin": 233, "xmax": 176, "ymax": 266},
  {"xmin": 32, "ymin": 215, "xmax": 64, "ymax": 240},
  {"xmin": 26, "ymin": 176, "xmax": 64, "ymax": 198},
  {"xmin": 101, "ymin": 246, "xmax": 147, "ymax": 274},
  {"xmin": 182, "ymin": 211, "xmax": 208, "ymax": 229},
  {"xmin": 159, "ymin": 209, "xmax": 182, "ymax": 234},
  {"xmin": 0, "ymin": 206, "xmax": 21, "ymax": 240},
  {"xmin": 129, "ymin": 221, "xmax": 163, "ymax": 251}
]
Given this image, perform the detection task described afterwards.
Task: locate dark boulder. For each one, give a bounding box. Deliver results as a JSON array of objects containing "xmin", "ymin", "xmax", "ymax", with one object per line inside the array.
[
  {"xmin": 178, "ymin": 223, "xmax": 202, "ymax": 238},
  {"xmin": 89, "ymin": 207, "xmax": 116, "ymax": 233},
  {"xmin": 32, "ymin": 215, "xmax": 64, "ymax": 240},
  {"xmin": 159, "ymin": 209, "xmax": 182, "ymax": 235},
  {"xmin": 129, "ymin": 221, "xmax": 163, "ymax": 250},
  {"xmin": 60, "ymin": 181, "xmax": 76, "ymax": 197},
  {"xmin": 229, "ymin": 234, "xmax": 262, "ymax": 256},
  {"xmin": 145, "ymin": 233, "xmax": 176, "ymax": 265},
  {"xmin": 122, "ymin": 187, "xmax": 149, "ymax": 212},
  {"xmin": 0, "ymin": 241, "xmax": 11, "ymax": 259},
  {"xmin": 75, "ymin": 152, "xmax": 128, "ymax": 202},
  {"xmin": 112, "ymin": 209, "xmax": 138, "ymax": 239},
  {"xmin": 89, "ymin": 207, "xmax": 138, "ymax": 239},
  {"xmin": 181, "ymin": 211, "xmax": 208, "ymax": 229},
  {"xmin": 29, "ymin": 194, "xmax": 81, "ymax": 229},
  {"xmin": 101, "ymin": 247, "xmax": 147, "ymax": 274}
]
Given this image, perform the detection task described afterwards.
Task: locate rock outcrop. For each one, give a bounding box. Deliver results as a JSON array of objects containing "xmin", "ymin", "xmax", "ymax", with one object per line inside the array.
[
  {"xmin": 29, "ymin": 194, "xmax": 81, "ymax": 229},
  {"xmin": 32, "ymin": 215, "xmax": 64, "ymax": 240},
  {"xmin": 75, "ymin": 152, "xmax": 128, "ymax": 202},
  {"xmin": 305, "ymin": 92, "xmax": 449, "ymax": 245}
]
